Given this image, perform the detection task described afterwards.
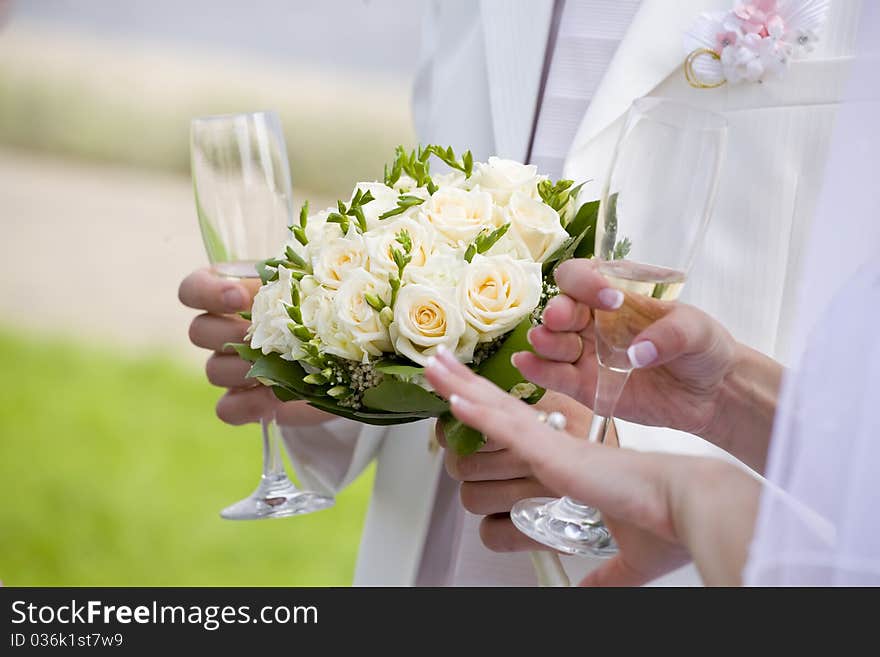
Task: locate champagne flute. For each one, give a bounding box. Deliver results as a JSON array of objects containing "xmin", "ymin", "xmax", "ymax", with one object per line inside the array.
[
  {"xmin": 191, "ymin": 110, "xmax": 334, "ymax": 520},
  {"xmin": 511, "ymin": 98, "xmax": 728, "ymax": 556}
]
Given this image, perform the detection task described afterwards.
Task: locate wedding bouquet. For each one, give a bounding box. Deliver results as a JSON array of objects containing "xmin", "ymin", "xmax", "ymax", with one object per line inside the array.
[{"xmin": 231, "ymin": 145, "xmax": 607, "ymax": 454}]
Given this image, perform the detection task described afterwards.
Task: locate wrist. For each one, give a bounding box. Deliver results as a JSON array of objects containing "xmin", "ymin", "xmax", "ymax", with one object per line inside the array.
[{"xmin": 705, "ymin": 343, "xmax": 783, "ymax": 472}]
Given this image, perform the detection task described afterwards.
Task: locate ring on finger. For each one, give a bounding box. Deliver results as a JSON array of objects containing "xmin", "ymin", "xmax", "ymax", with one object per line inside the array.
[{"xmin": 536, "ymin": 410, "xmax": 567, "ymax": 431}]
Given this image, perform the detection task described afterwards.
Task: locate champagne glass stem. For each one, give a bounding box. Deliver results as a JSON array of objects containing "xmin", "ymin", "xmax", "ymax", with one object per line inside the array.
[
  {"xmin": 261, "ymin": 417, "xmax": 286, "ymax": 482},
  {"xmin": 588, "ymin": 364, "xmax": 631, "ymax": 442},
  {"xmin": 530, "ymin": 552, "xmax": 571, "ymax": 587}
]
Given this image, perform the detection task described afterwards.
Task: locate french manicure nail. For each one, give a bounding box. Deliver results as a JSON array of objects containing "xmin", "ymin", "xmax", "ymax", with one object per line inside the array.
[
  {"xmin": 627, "ymin": 341, "xmax": 658, "ymax": 368},
  {"xmin": 526, "ymin": 328, "xmax": 537, "ymax": 347},
  {"xmin": 223, "ymin": 288, "xmax": 246, "ymax": 311},
  {"xmin": 598, "ymin": 288, "xmax": 624, "ymax": 310},
  {"xmin": 426, "ymin": 356, "xmax": 438, "ymax": 369}
]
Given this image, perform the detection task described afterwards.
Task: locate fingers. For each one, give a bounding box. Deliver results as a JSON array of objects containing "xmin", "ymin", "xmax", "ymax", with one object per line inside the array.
[
  {"xmin": 460, "ymin": 478, "xmax": 551, "ymax": 515},
  {"xmin": 425, "ymin": 349, "xmax": 559, "ymax": 461},
  {"xmin": 178, "ymin": 268, "xmax": 259, "ymax": 314},
  {"xmin": 511, "ymin": 352, "xmax": 595, "ymax": 402},
  {"xmin": 205, "ymin": 353, "xmax": 255, "ymax": 389},
  {"xmin": 540, "ymin": 294, "xmax": 593, "ymax": 333},
  {"xmin": 578, "ymin": 555, "xmax": 654, "ymax": 587},
  {"xmin": 553, "ymin": 260, "xmax": 623, "ymax": 310},
  {"xmin": 189, "ymin": 313, "xmax": 251, "ymax": 352},
  {"xmin": 627, "ymin": 304, "xmax": 722, "ymax": 369},
  {"xmin": 215, "ymin": 387, "xmax": 277, "ymax": 425},
  {"xmin": 479, "ymin": 514, "xmax": 552, "ymax": 553},
  {"xmin": 445, "ymin": 446, "xmax": 532, "ymax": 482},
  {"xmin": 527, "ymin": 325, "xmax": 588, "ymax": 363}
]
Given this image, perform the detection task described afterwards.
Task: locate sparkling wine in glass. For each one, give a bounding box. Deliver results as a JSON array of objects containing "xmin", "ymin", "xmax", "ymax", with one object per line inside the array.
[
  {"xmin": 511, "ymin": 98, "xmax": 728, "ymax": 557},
  {"xmin": 191, "ymin": 110, "xmax": 334, "ymax": 520}
]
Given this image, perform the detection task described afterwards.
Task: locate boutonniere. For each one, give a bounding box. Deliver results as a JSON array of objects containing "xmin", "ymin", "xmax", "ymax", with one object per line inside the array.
[{"xmin": 683, "ymin": 0, "xmax": 829, "ymax": 88}]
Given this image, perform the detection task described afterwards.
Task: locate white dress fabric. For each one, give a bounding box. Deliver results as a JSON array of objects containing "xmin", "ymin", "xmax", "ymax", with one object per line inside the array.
[{"xmin": 744, "ymin": 2, "xmax": 880, "ymax": 585}]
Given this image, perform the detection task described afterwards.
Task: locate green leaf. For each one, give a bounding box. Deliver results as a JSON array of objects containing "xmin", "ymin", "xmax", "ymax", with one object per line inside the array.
[
  {"xmin": 565, "ymin": 199, "xmax": 599, "ymax": 238},
  {"xmin": 237, "ymin": 311, "xmax": 252, "ymax": 321},
  {"xmin": 362, "ymin": 380, "xmax": 449, "ymax": 415},
  {"xmin": 226, "ymin": 343, "xmax": 262, "ymax": 362},
  {"xmin": 440, "ymin": 414, "xmax": 486, "ymax": 455},
  {"xmin": 476, "ymin": 318, "xmax": 537, "ymax": 393},
  {"xmin": 373, "ymin": 360, "xmax": 425, "ymax": 379},
  {"xmin": 246, "ymin": 353, "xmax": 315, "ymax": 396},
  {"xmin": 299, "ymin": 200, "xmax": 309, "ymax": 228}
]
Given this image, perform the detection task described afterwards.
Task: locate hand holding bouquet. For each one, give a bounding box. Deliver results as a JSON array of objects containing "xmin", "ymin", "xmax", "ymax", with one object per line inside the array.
[{"xmin": 232, "ymin": 145, "xmax": 606, "ymax": 454}]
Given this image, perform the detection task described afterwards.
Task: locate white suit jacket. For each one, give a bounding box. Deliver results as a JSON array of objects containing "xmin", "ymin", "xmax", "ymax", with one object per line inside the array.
[{"xmin": 284, "ymin": 0, "xmax": 864, "ymax": 586}]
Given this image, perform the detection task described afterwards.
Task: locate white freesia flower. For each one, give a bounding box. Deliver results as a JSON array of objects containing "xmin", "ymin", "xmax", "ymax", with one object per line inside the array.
[
  {"xmin": 333, "ymin": 270, "xmax": 393, "ymax": 358},
  {"xmin": 419, "ymin": 187, "xmax": 497, "ymax": 247},
  {"xmin": 390, "ymin": 283, "xmax": 478, "ymax": 365},
  {"xmin": 432, "ymin": 170, "xmax": 468, "ymax": 190},
  {"xmin": 304, "ymin": 208, "xmax": 340, "ymax": 244},
  {"xmin": 351, "ymin": 182, "xmax": 401, "ymax": 228},
  {"xmin": 301, "ymin": 284, "xmax": 364, "ymax": 362},
  {"xmin": 392, "ymin": 174, "xmax": 418, "ymax": 192},
  {"xmin": 364, "ymin": 217, "xmax": 433, "ymax": 278},
  {"xmin": 472, "ymin": 156, "xmax": 540, "ymax": 204},
  {"xmin": 247, "ymin": 266, "xmax": 307, "ymax": 361},
  {"xmin": 459, "ymin": 254, "xmax": 542, "ymax": 340},
  {"xmin": 505, "ymin": 191, "xmax": 569, "ymax": 262},
  {"xmin": 309, "ymin": 227, "xmax": 367, "ymax": 290},
  {"xmin": 405, "ymin": 244, "xmax": 467, "ymax": 289}
]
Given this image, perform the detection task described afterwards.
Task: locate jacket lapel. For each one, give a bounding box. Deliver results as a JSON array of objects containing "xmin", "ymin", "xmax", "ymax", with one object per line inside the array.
[
  {"xmin": 565, "ymin": 0, "xmax": 729, "ymax": 168},
  {"xmin": 479, "ymin": 0, "xmax": 556, "ymax": 162}
]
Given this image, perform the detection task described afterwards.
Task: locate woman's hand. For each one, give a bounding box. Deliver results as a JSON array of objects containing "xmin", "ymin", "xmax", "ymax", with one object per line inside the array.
[
  {"xmin": 515, "ymin": 259, "xmax": 781, "ymax": 472},
  {"xmin": 425, "ymin": 347, "xmax": 760, "ymax": 586},
  {"xmin": 179, "ymin": 268, "xmax": 331, "ymax": 427}
]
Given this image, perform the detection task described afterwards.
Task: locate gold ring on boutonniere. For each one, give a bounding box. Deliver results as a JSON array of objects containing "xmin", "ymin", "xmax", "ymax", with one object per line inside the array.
[{"xmin": 684, "ymin": 48, "xmax": 727, "ymax": 89}]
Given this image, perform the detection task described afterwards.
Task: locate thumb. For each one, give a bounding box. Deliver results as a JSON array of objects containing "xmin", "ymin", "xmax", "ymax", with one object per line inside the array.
[
  {"xmin": 625, "ymin": 305, "xmax": 712, "ymax": 370},
  {"xmin": 578, "ymin": 555, "xmax": 652, "ymax": 587}
]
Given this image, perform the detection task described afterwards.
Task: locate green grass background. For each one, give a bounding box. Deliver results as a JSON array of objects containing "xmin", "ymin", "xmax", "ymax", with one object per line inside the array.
[{"xmin": 0, "ymin": 330, "xmax": 373, "ymax": 586}]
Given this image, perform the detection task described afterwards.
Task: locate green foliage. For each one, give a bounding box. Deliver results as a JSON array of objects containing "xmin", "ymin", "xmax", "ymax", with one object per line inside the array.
[
  {"xmin": 361, "ymin": 380, "xmax": 449, "ymax": 416},
  {"xmin": 542, "ymin": 199, "xmax": 600, "ymax": 274},
  {"xmin": 0, "ymin": 329, "xmax": 372, "ymax": 585},
  {"xmin": 464, "ymin": 223, "xmax": 511, "ymax": 263},
  {"xmin": 377, "ymin": 194, "xmax": 425, "ymax": 221},
  {"xmin": 439, "ymin": 414, "xmax": 486, "ymax": 455}
]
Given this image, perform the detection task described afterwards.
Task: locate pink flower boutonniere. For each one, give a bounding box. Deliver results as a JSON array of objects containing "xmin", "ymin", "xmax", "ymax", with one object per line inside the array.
[{"xmin": 683, "ymin": 0, "xmax": 829, "ymax": 88}]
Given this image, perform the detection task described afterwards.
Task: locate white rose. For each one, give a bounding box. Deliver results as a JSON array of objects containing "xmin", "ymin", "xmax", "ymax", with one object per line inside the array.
[
  {"xmin": 333, "ymin": 270, "xmax": 393, "ymax": 358},
  {"xmin": 300, "ymin": 284, "xmax": 365, "ymax": 362},
  {"xmin": 309, "ymin": 227, "xmax": 367, "ymax": 290},
  {"xmin": 390, "ymin": 284, "xmax": 478, "ymax": 365},
  {"xmin": 247, "ymin": 266, "xmax": 307, "ymax": 361},
  {"xmin": 459, "ymin": 254, "xmax": 542, "ymax": 340},
  {"xmin": 364, "ymin": 217, "xmax": 433, "ymax": 279},
  {"xmin": 473, "ymin": 156, "xmax": 539, "ymax": 204},
  {"xmin": 405, "ymin": 244, "xmax": 467, "ymax": 289},
  {"xmin": 504, "ymin": 191, "xmax": 569, "ymax": 262},
  {"xmin": 351, "ymin": 182, "xmax": 401, "ymax": 228},
  {"xmin": 418, "ymin": 187, "xmax": 498, "ymax": 247}
]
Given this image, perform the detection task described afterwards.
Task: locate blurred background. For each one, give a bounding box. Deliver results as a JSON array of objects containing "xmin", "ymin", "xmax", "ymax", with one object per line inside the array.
[{"xmin": 0, "ymin": 0, "xmax": 423, "ymax": 585}]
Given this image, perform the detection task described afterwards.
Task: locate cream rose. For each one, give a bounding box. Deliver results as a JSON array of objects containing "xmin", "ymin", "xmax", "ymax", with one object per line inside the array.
[
  {"xmin": 309, "ymin": 227, "xmax": 367, "ymax": 290},
  {"xmin": 364, "ymin": 218, "xmax": 433, "ymax": 279},
  {"xmin": 247, "ymin": 266, "xmax": 307, "ymax": 361},
  {"xmin": 404, "ymin": 244, "xmax": 466, "ymax": 289},
  {"xmin": 333, "ymin": 270, "xmax": 393, "ymax": 358},
  {"xmin": 459, "ymin": 254, "xmax": 542, "ymax": 339},
  {"xmin": 472, "ymin": 156, "xmax": 540, "ymax": 204},
  {"xmin": 390, "ymin": 284, "xmax": 477, "ymax": 365},
  {"xmin": 505, "ymin": 191, "xmax": 569, "ymax": 262},
  {"xmin": 418, "ymin": 187, "xmax": 497, "ymax": 247}
]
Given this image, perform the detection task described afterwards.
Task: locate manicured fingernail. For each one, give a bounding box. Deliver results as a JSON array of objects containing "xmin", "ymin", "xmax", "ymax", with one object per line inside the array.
[
  {"xmin": 598, "ymin": 288, "xmax": 624, "ymax": 310},
  {"xmin": 426, "ymin": 356, "xmax": 439, "ymax": 369},
  {"xmin": 449, "ymin": 394, "xmax": 473, "ymax": 412},
  {"xmin": 511, "ymin": 352, "xmax": 524, "ymax": 369},
  {"xmin": 627, "ymin": 341, "xmax": 658, "ymax": 368},
  {"xmin": 526, "ymin": 328, "xmax": 537, "ymax": 347},
  {"xmin": 223, "ymin": 288, "xmax": 246, "ymax": 311}
]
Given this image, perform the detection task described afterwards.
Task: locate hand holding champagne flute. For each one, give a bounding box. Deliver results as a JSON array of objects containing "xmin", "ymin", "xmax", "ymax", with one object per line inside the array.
[
  {"xmin": 190, "ymin": 110, "xmax": 333, "ymax": 520},
  {"xmin": 511, "ymin": 98, "xmax": 728, "ymax": 557}
]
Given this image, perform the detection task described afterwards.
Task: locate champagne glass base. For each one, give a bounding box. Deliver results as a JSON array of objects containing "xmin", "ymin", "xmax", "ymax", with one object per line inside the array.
[
  {"xmin": 511, "ymin": 497, "xmax": 618, "ymax": 558},
  {"xmin": 220, "ymin": 473, "xmax": 334, "ymax": 520}
]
